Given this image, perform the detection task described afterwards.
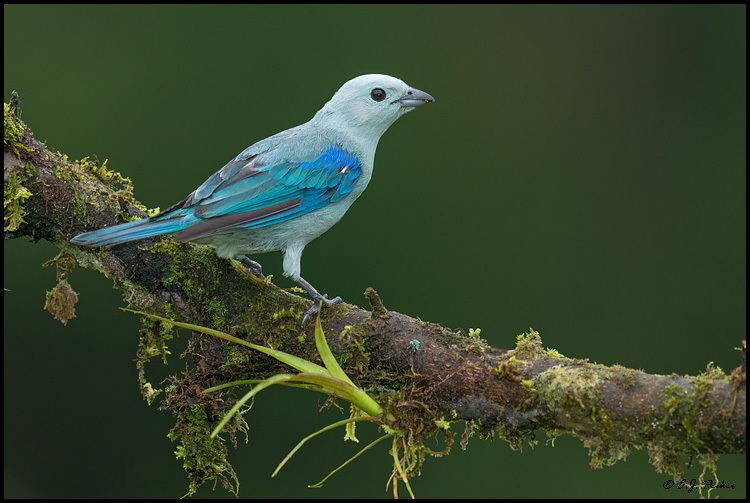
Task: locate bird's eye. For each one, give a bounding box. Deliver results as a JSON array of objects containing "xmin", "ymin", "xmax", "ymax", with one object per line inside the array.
[{"xmin": 370, "ymin": 88, "xmax": 386, "ymax": 102}]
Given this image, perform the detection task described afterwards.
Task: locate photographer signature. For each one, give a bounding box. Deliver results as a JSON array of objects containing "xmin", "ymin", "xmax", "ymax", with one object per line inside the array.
[{"xmin": 663, "ymin": 478, "xmax": 736, "ymax": 493}]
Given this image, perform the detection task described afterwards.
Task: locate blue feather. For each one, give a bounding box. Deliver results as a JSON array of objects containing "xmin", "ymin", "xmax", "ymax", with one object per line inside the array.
[
  {"xmin": 70, "ymin": 144, "xmax": 363, "ymax": 247},
  {"xmin": 190, "ymin": 144, "xmax": 361, "ymax": 231},
  {"xmin": 70, "ymin": 216, "xmax": 191, "ymax": 247}
]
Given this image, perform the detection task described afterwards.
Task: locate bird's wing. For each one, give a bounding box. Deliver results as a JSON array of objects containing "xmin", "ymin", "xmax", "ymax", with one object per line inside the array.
[{"xmin": 160, "ymin": 144, "xmax": 363, "ymax": 242}]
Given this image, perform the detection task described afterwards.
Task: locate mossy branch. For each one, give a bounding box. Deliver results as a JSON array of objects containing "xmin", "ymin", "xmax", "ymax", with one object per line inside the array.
[{"xmin": 4, "ymin": 97, "xmax": 745, "ymax": 494}]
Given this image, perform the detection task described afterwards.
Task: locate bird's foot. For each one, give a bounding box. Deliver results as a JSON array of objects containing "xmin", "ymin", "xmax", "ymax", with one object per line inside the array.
[
  {"xmin": 302, "ymin": 294, "xmax": 342, "ymax": 325},
  {"xmin": 236, "ymin": 255, "xmax": 265, "ymax": 279}
]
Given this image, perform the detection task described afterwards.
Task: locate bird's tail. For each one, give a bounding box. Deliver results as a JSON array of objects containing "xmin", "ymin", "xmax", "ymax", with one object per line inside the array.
[{"xmin": 70, "ymin": 215, "xmax": 190, "ymax": 248}]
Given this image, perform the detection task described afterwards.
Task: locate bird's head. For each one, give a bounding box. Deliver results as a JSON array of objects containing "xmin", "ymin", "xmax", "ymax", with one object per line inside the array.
[{"xmin": 314, "ymin": 74, "xmax": 434, "ymax": 138}]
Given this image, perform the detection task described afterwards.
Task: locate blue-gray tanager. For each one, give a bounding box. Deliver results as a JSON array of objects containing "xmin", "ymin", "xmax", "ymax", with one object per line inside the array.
[{"xmin": 71, "ymin": 74, "xmax": 434, "ymax": 323}]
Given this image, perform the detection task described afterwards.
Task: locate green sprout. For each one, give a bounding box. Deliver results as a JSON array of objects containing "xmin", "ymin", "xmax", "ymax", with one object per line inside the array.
[{"xmin": 125, "ymin": 304, "xmax": 421, "ymax": 499}]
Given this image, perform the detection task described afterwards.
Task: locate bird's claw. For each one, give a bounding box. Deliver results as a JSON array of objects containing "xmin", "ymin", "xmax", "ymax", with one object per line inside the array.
[
  {"xmin": 302, "ymin": 294, "xmax": 342, "ymax": 325},
  {"xmin": 236, "ymin": 256, "xmax": 265, "ymax": 279}
]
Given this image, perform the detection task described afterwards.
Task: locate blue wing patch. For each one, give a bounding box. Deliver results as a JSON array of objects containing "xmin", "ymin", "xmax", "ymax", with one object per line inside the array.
[{"xmin": 172, "ymin": 145, "xmax": 362, "ymax": 242}]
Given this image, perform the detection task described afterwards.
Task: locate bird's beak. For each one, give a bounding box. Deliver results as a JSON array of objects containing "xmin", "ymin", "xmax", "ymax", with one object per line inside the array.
[{"xmin": 392, "ymin": 88, "xmax": 435, "ymax": 108}]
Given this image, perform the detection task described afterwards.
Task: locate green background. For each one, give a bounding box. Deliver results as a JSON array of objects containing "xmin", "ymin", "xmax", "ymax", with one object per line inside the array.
[{"xmin": 4, "ymin": 4, "xmax": 746, "ymax": 499}]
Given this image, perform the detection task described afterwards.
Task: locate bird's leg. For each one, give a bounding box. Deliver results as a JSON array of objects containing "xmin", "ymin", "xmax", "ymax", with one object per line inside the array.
[
  {"xmin": 235, "ymin": 255, "xmax": 265, "ymax": 279},
  {"xmin": 294, "ymin": 276, "xmax": 342, "ymax": 325}
]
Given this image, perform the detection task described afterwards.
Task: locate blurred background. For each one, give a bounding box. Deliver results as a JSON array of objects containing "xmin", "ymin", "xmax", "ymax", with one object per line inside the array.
[{"xmin": 4, "ymin": 4, "xmax": 746, "ymax": 499}]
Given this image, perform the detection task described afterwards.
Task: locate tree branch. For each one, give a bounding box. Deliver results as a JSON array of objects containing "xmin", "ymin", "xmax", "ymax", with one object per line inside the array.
[{"xmin": 4, "ymin": 97, "xmax": 745, "ymax": 494}]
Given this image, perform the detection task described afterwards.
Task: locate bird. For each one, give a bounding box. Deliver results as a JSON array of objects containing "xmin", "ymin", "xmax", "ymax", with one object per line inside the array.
[{"xmin": 70, "ymin": 74, "xmax": 435, "ymax": 324}]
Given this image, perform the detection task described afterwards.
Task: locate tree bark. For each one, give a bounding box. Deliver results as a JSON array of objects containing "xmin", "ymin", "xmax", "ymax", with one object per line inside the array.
[{"xmin": 4, "ymin": 98, "xmax": 745, "ymax": 493}]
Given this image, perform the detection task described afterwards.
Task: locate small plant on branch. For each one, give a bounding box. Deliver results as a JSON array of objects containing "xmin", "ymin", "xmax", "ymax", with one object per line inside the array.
[{"xmin": 126, "ymin": 303, "xmax": 451, "ymax": 498}]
